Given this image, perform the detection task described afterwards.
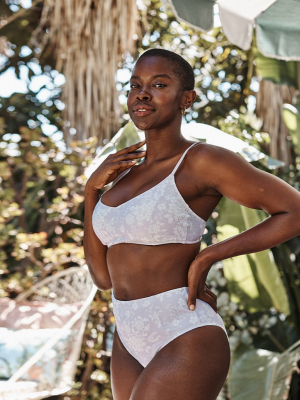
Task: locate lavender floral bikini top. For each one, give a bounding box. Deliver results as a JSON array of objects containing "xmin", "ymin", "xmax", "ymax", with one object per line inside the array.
[{"xmin": 92, "ymin": 142, "xmax": 206, "ymax": 247}]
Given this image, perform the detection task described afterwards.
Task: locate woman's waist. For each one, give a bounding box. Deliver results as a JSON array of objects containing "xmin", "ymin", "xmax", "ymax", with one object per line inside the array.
[
  {"xmin": 107, "ymin": 241, "xmax": 200, "ymax": 265},
  {"xmin": 106, "ymin": 242, "xmax": 200, "ymax": 301},
  {"xmin": 108, "ymin": 256, "xmax": 197, "ymax": 301}
]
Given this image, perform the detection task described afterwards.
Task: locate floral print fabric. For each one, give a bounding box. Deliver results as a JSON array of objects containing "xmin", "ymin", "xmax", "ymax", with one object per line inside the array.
[
  {"xmin": 112, "ymin": 287, "xmax": 228, "ymax": 368},
  {"xmin": 92, "ymin": 143, "xmax": 206, "ymax": 247}
]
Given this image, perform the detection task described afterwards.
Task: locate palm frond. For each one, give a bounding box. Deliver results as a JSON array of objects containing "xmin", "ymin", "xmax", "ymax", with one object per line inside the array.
[{"xmin": 30, "ymin": 0, "xmax": 141, "ymax": 147}]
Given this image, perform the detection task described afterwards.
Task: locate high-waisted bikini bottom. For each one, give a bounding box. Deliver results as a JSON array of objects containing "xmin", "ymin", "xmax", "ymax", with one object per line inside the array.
[{"xmin": 111, "ymin": 286, "xmax": 228, "ymax": 368}]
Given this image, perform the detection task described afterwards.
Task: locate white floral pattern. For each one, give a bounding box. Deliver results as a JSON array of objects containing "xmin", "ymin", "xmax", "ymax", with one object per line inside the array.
[
  {"xmin": 112, "ymin": 287, "xmax": 228, "ymax": 368},
  {"xmin": 92, "ymin": 144, "xmax": 206, "ymax": 248}
]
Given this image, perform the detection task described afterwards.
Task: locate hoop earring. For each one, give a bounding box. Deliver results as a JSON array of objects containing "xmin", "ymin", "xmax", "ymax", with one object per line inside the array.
[{"xmin": 181, "ymin": 107, "xmax": 186, "ymax": 115}]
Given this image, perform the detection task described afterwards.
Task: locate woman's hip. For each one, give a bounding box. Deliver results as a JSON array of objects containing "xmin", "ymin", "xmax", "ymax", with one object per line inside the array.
[{"xmin": 111, "ymin": 286, "xmax": 228, "ymax": 367}]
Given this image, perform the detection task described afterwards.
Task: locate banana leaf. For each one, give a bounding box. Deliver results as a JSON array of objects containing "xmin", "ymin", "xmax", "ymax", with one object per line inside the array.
[
  {"xmin": 282, "ymin": 104, "xmax": 300, "ymax": 155},
  {"xmin": 254, "ymin": 44, "xmax": 299, "ymax": 89},
  {"xmin": 217, "ymin": 223, "xmax": 262, "ymax": 310},
  {"xmin": 217, "ymin": 197, "xmax": 290, "ymax": 315},
  {"xmin": 228, "ymin": 340, "xmax": 300, "ymax": 399},
  {"xmin": 240, "ymin": 205, "xmax": 290, "ymax": 315}
]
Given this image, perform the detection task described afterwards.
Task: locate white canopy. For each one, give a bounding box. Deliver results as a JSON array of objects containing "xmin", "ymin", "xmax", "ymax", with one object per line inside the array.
[{"xmin": 217, "ymin": 0, "xmax": 277, "ymax": 51}]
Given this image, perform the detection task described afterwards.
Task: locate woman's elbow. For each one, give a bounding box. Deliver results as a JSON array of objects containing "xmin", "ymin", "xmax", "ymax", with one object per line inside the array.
[
  {"xmin": 90, "ymin": 275, "xmax": 112, "ymax": 291},
  {"xmin": 86, "ymin": 264, "xmax": 112, "ymax": 291},
  {"xmin": 95, "ymin": 278, "xmax": 112, "ymax": 291}
]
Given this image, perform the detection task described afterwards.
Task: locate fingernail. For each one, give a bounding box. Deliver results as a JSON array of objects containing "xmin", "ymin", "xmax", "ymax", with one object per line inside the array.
[{"xmin": 189, "ymin": 304, "xmax": 195, "ymax": 311}]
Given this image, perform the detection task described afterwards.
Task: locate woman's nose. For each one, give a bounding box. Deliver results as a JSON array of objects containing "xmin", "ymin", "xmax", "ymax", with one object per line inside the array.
[{"xmin": 137, "ymin": 90, "xmax": 151, "ymax": 101}]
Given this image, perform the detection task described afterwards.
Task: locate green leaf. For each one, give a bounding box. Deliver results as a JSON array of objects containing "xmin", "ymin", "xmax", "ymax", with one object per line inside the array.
[
  {"xmin": 115, "ymin": 121, "xmax": 141, "ymax": 151},
  {"xmin": 240, "ymin": 205, "xmax": 290, "ymax": 315},
  {"xmin": 228, "ymin": 344, "xmax": 279, "ymax": 399},
  {"xmin": 254, "ymin": 44, "xmax": 299, "ymax": 89},
  {"xmin": 282, "ymin": 104, "xmax": 300, "ymax": 155},
  {"xmin": 228, "ymin": 340, "xmax": 300, "ymax": 399},
  {"xmin": 217, "ymin": 197, "xmax": 290, "ymax": 314}
]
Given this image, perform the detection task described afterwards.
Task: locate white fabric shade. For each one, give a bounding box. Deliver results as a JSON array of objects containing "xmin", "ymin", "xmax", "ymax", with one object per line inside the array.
[
  {"xmin": 217, "ymin": 0, "xmax": 277, "ymax": 51},
  {"xmin": 166, "ymin": 0, "xmax": 300, "ymax": 60}
]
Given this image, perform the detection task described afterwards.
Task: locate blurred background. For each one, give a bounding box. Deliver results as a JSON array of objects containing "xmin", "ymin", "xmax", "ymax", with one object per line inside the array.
[{"xmin": 1, "ymin": 0, "xmax": 300, "ymax": 399}]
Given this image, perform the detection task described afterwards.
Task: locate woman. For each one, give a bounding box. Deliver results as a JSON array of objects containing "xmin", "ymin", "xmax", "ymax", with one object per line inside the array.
[{"xmin": 84, "ymin": 49, "xmax": 300, "ymax": 400}]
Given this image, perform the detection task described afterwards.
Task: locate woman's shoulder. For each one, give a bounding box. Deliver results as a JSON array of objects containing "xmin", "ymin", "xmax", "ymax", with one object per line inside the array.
[
  {"xmin": 186, "ymin": 141, "xmax": 253, "ymax": 188},
  {"xmin": 188, "ymin": 141, "xmax": 238, "ymax": 167}
]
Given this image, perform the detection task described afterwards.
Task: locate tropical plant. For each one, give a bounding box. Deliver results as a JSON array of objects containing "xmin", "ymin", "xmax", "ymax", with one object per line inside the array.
[
  {"xmin": 0, "ymin": 0, "xmax": 141, "ymax": 147},
  {"xmin": 228, "ymin": 340, "xmax": 300, "ymax": 400},
  {"xmin": 2, "ymin": 0, "xmax": 300, "ymax": 399},
  {"xmin": 0, "ymin": 115, "xmax": 116, "ymax": 398}
]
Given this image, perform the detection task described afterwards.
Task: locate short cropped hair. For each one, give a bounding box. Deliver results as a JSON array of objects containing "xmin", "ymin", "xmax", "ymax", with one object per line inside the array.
[{"xmin": 137, "ymin": 49, "xmax": 195, "ymax": 92}]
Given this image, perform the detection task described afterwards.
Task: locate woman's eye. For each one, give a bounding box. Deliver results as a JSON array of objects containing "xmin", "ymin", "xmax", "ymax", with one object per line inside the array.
[{"xmin": 129, "ymin": 83, "xmax": 166, "ymax": 89}]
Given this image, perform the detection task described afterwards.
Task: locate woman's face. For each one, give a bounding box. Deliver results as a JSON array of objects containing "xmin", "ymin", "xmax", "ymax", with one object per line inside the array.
[{"xmin": 127, "ymin": 56, "xmax": 185, "ymax": 131}]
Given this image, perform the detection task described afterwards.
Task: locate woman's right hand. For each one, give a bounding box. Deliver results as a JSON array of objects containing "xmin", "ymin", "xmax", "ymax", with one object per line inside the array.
[{"xmin": 86, "ymin": 140, "xmax": 146, "ymax": 192}]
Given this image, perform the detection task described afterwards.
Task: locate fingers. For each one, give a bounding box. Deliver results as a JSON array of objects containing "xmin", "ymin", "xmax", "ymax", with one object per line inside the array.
[
  {"xmin": 107, "ymin": 141, "xmax": 146, "ymax": 167},
  {"xmin": 187, "ymin": 284, "xmax": 198, "ymax": 311},
  {"xmin": 205, "ymin": 285, "xmax": 217, "ymax": 302},
  {"xmin": 205, "ymin": 290, "xmax": 217, "ymax": 305},
  {"xmin": 202, "ymin": 286, "xmax": 218, "ymax": 313},
  {"xmin": 188, "ymin": 283, "xmax": 218, "ymax": 313},
  {"xmin": 114, "ymin": 140, "xmax": 146, "ymax": 156},
  {"xmin": 107, "ymin": 160, "xmax": 138, "ymax": 171},
  {"xmin": 113, "ymin": 151, "xmax": 146, "ymax": 163},
  {"xmin": 199, "ymin": 291, "xmax": 218, "ymax": 313}
]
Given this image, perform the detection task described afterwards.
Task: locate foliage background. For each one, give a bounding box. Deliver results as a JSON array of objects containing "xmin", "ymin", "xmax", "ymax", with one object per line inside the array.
[{"xmin": 1, "ymin": 0, "xmax": 300, "ymax": 399}]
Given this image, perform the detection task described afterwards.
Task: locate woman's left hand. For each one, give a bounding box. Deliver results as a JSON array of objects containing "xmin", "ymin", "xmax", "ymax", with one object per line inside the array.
[{"xmin": 187, "ymin": 250, "xmax": 218, "ymax": 313}]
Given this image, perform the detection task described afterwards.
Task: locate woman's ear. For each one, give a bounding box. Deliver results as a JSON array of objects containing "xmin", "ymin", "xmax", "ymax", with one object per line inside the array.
[{"xmin": 182, "ymin": 89, "xmax": 197, "ymax": 110}]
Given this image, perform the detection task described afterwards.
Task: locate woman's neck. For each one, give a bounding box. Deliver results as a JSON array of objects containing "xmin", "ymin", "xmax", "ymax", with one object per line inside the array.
[{"xmin": 143, "ymin": 127, "xmax": 187, "ymax": 164}]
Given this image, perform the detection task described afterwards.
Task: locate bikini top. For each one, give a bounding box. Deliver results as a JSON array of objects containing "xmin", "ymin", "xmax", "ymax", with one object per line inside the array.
[{"xmin": 92, "ymin": 142, "xmax": 206, "ymax": 247}]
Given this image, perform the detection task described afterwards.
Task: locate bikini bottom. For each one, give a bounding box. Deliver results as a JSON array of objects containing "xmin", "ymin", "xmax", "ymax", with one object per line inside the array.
[{"xmin": 111, "ymin": 286, "xmax": 228, "ymax": 368}]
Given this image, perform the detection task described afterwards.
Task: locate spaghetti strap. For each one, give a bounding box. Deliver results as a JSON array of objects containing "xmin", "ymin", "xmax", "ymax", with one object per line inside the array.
[
  {"xmin": 171, "ymin": 142, "xmax": 198, "ymax": 175},
  {"xmin": 111, "ymin": 167, "xmax": 133, "ymax": 188}
]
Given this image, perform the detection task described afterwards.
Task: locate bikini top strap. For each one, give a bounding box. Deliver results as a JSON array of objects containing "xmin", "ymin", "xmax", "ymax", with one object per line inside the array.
[
  {"xmin": 171, "ymin": 142, "xmax": 198, "ymax": 175},
  {"xmin": 112, "ymin": 143, "xmax": 198, "ymax": 184},
  {"xmin": 110, "ymin": 167, "xmax": 133, "ymax": 188}
]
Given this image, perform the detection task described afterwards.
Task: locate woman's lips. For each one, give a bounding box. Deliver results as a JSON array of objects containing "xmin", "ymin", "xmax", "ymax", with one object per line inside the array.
[{"xmin": 134, "ymin": 109, "xmax": 155, "ymax": 117}]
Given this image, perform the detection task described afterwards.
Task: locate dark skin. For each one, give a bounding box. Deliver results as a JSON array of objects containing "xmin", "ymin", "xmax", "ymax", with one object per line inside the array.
[{"xmin": 84, "ymin": 56, "xmax": 300, "ymax": 399}]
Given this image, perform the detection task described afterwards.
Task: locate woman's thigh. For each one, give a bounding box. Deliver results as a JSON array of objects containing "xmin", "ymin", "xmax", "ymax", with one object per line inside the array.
[
  {"xmin": 130, "ymin": 325, "xmax": 231, "ymax": 400},
  {"xmin": 110, "ymin": 328, "xmax": 144, "ymax": 400}
]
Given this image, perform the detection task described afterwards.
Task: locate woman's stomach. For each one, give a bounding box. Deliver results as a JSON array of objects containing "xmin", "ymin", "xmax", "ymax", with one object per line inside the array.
[{"xmin": 106, "ymin": 242, "xmax": 201, "ymax": 301}]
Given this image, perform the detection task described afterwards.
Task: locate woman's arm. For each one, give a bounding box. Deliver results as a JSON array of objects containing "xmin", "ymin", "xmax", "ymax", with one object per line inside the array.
[
  {"xmin": 187, "ymin": 144, "xmax": 300, "ymax": 310},
  {"xmin": 202, "ymin": 145, "xmax": 300, "ymax": 261},
  {"xmin": 83, "ymin": 140, "xmax": 146, "ymax": 290},
  {"xmin": 83, "ymin": 185, "xmax": 112, "ymax": 291}
]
